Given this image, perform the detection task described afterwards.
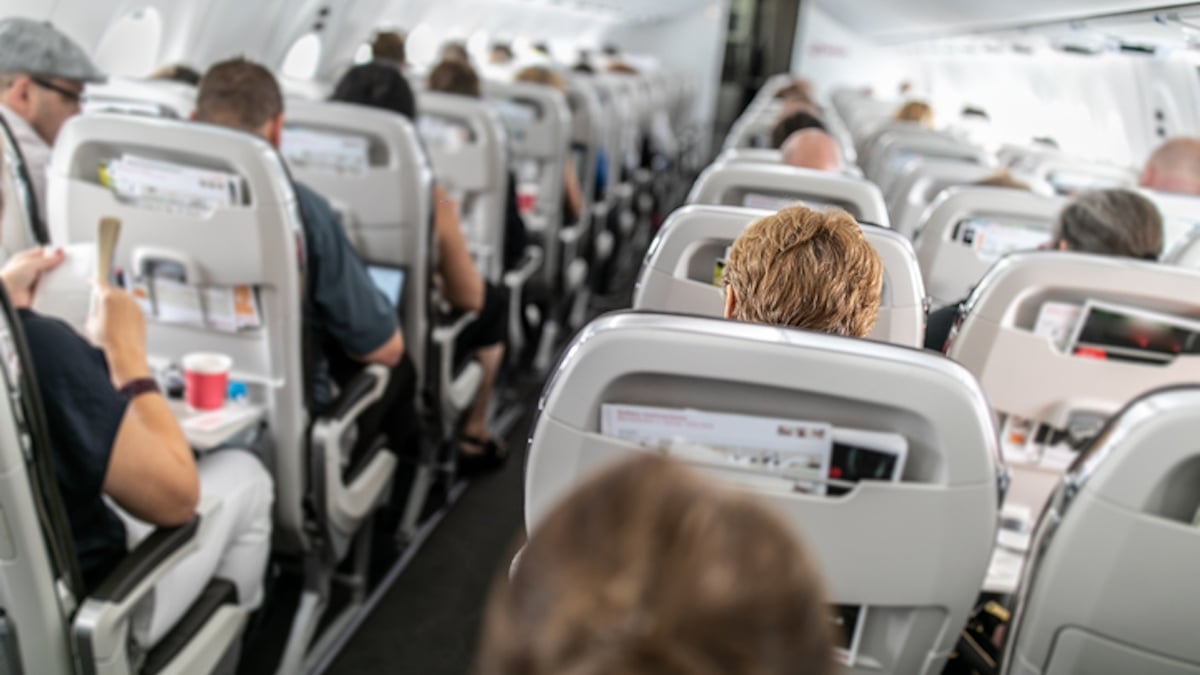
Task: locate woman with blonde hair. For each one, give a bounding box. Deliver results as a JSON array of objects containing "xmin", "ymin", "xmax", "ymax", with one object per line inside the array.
[
  {"xmin": 478, "ymin": 454, "xmax": 838, "ymax": 675},
  {"xmin": 894, "ymin": 100, "xmax": 934, "ymax": 128}
]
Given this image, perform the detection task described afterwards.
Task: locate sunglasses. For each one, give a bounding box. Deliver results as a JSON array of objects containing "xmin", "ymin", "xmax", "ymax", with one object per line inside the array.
[{"xmin": 30, "ymin": 76, "xmax": 83, "ymax": 104}]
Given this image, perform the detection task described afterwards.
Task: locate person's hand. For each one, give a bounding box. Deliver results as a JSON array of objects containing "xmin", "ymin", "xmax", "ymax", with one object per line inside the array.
[
  {"xmin": 88, "ymin": 284, "xmax": 149, "ymax": 386},
  {"xmin": 0, "ymin": 247, "xmax": 64, "ymax": 309}
]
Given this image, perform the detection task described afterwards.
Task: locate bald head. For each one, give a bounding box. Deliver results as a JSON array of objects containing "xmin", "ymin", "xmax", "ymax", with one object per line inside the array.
[
  {"xmin": 780, "ymin": 129, "xmax": 842, "ymax": 173},
  {"xmin": 1140, "ymin": 137, "xmax": 1200, "ymax": 195}
]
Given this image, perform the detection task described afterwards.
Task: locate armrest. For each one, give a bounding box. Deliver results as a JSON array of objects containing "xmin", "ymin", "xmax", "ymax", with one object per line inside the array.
[
  {"xmin": 74, "ymin": 511, "xmax": 211, "ymax": 670},
  {"xmin": 559, "ymin": 224, "xmax": 584, "ymax": 246},
  {"xmin": 503, "ymin": 246, "xmax": 544, "ymax": 289},
  {"xmin": 431, "ymin": 310, "xmax": 480, "ymax": 346},
  {"xmin": 311, "ymin": 365, "xmax": 396, "ymax": 539},
  {"xmin": 90, "ymin": 519, "xmax": 201, "ymax": 603},
  {"xmin": 430, "ymin": 311, "xmax": 484, "ymax": 415}
]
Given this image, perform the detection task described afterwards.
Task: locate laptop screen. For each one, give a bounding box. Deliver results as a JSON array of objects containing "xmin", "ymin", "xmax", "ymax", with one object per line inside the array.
[{"xmin": 366, "ymin": 263, "xmax": 407, "ymax": 312}]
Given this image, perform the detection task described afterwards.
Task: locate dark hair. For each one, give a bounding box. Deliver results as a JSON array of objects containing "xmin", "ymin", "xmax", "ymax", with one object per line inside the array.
[
  {"xmin": 150, "ymin": 63, "xmax": 201, "ymax": 86},
  {"xmin": 428, "ymin": 59, "xmax": 481, "ymax": 99},
  {"xmin": 331, "ymin": 62, "xmax": 417, "ymax": 120},
  {"xmin": 195, "ymin": 57, "xmax": 283, "ymax": 131},
  {"xmin": 372, "ymin": 31, "xmax": 406, "ymax": 64},
  {"xmin": 770, "ymin": 110, "xmax": 826, "ymax": 149}
]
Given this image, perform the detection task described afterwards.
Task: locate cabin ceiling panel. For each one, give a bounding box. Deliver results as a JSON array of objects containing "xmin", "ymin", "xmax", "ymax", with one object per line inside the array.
[{"xmin": 816, "ymin": 0, "xmax": 1200, "ymax": 41}]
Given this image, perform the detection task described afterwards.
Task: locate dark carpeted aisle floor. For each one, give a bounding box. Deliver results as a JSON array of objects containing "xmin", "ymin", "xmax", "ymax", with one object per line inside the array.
[{"xmin": 323, "ymin": 387, "xmax": 537, "ymax": 675}]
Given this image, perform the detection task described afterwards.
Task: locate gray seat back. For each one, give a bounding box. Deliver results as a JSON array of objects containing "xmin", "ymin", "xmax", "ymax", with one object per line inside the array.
[
  {"xmin": 483, "ymin": 80, "xmax": 572, "ymax": 288},
  {"xmin": 1002, "ymin": 386, "xmax": 1200, "ymax": 675},
  {"xmin": 886, "ymin": 159, "xmax": 997, "ymax": 239},
  {"xmin": 281, "ymin": 98, "xmax": 435, "ymax": 388},
  {"xmin": 417, "ymin": 91, "xmax": 509, "ymax": 282},
  {"xmin": 632, "ymin": 204, "xmax": 925, "ymax": 347},
  {"xmin": 526, "ymin": 311, "xmax": 1000, "ymax": 675},
  {"xmin": 48, "ymin": 114, "xmax": 310, "ymax": 551},
  {"xmin": 687, "ymin": 161, "xmax": 890, "ymax": 226},
  {"xmin": 914, "ymin": 187, "xmax": 1065, "ymax": 307}
]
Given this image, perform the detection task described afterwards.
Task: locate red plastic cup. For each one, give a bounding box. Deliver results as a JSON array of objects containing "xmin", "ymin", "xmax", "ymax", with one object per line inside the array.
[
  {"xmin": 516, "ymin": 184, "xmax": 539, "ymax": 215},
  {"xmin": 183, "ymin": 353, "xmax": 232, "ymax": 411}
]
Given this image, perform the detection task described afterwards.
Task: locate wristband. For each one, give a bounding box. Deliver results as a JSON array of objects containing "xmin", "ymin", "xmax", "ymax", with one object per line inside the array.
[{"xmin": 118, "ymin": 377, "xmax": 161, "ymax": 399}]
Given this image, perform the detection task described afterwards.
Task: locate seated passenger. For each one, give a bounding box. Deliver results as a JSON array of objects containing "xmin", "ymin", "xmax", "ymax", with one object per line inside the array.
[
  {"xmin": 780, "ymin": 129, "xmax": 843, "ymax": 173},
  {"xmin": 148, "ymin": 63, "xmax": 202, "ymax": 86},
  {"xmin": 441, "ymin": 41, "xmax": 471, "ymax": 65},
  {"xmin": 332, "ymin": 62, "xmax": 510, "ymax": 474},
  {"xmin": 1139, "ymin": 136, "xmax": 1200, "ymax": 196},
  {"xmin": 0, "ymin": 18, "xmax": 103, "ymax": 216},
  {"xmin": 770, "ymin": 109, "xmax": 826, "ymax": 150},
  {"xmin": 478, "ymin": 454, "xmax": 837, "ymax": 675},
  {"xmin": 974, "ymin": 169, "xmax": 1031, "ymax": 191},
  {"xmin": 427, "ymin": 59, "xmax": 530, "ymax": 273},
  {"xmin": 0, "ymin": 243, "xmax": 272, "ymax": 648},
  {"xmin": 194, "ymin": 58, "xmax": 420, "ymax": 465},
  {"xmin": 924, "ymin": 188, "xmax": 1164, "ymax": 351},
  {"xmin": 723, "ymin": 205, "xmax": 882, "ymax": 337},
  {"xmin": 513, "ymin": 65, "xmax": 586, "ymax": 223},
  {"xmin": 371, "ymin": 30, "xmax": 407, "ymax": 71},
  {"xmin": 894, "ymin": 100, "xmax": 934, "ymax": 128}
]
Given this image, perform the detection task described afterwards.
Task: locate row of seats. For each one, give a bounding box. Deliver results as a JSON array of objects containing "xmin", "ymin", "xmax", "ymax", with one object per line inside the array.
[
  {"xmin": 518, "ymin": 74, "xmax": 1200, "ymax": 674},
  {"xmin": 0, "ymin": 47, "xmax": 699, "ymax": 675}
]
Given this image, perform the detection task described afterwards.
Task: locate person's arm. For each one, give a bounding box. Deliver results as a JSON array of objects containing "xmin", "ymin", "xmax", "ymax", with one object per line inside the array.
[
  {"xmin": 91, "ymin": 285, "xmax": 199, "ymax": 526},
  {"xmin": 359, "ymin": 330, "xmax": 404, "ymax": 367},
  {"xmin": 433, "ymin": 184, "xmax": 485, "ymax": 312},
  {"xmin": 563, "ymin": 159, "xmax": 584, "ymax": 222}
]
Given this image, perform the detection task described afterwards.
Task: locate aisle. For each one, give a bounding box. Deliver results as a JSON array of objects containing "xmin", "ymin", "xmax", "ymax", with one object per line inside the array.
[{"xmin": 324, "ymin": 394, "xmax": 537, "ymax": 675}]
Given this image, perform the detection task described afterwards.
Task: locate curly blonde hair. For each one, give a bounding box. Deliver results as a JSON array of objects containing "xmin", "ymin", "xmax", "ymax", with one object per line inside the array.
[{"xmin": 725, "ymin": 205, "xmax": 882, "ymax": 337}]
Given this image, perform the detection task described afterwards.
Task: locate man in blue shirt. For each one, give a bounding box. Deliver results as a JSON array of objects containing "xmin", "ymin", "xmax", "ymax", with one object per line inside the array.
[{"xmin": 193, "ymin": 59, "xmax": 418, "ymax": 458}]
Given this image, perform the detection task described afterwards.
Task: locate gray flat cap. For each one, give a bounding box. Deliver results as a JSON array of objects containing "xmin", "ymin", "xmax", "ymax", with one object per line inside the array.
[{"xmin": 0, "ymin": 18, "xmax": 103, "ymax": 83}]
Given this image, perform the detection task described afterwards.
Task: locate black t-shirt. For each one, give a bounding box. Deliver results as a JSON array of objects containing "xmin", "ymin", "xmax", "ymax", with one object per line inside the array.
[
  {"xmin": 924, "ymin": 300, "xmax": 965, "ymax": 353},
  {"xmin": 18, "ymin": 309, "xmax": 129, "ymax": 591}
]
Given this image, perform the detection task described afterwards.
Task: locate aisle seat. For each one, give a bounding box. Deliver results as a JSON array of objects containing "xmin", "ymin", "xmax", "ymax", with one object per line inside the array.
[
  {"xmin": 632, "ymin": 204, "xmax": 925, "ymax": 347},
  {"xmin": 885, "ymin": 158, "xmax": 998, "ymax": 239},
  {"xmin": 1002, "ymin": 386, "xmax": 1200, "ymax": 675},
  {"xmin": 525, "ymin": 311, "xmax": 1001, "ymax": 675},
  {"xmin": 686, "ymin": 162, "xmax": 890, "ymax": 226}
]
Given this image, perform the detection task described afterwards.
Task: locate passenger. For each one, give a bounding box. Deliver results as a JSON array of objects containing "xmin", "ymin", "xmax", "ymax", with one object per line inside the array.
[
  {"xmin": 723, "ymin": 205, "xmax": 882, "ymax": 337},
  {"xmin": 441, "ymin": 41, "xmax": 471, "ymax": 65},
  {"xmin": 0, "ymin": 233, "xmax": 271, "ymax": 647},
  {"xmin": 371, "ymin": 30, "xmax": 407, "ymax": 71},
  {"xmin": 973, "ymin": 169, "xmax": 1031, "ymax": 191},
  {"xmin": 894, "ymin": 100, "xmax": 934, "ymax": 128},
  {"xmin": 513, "ymin": 65, "xmax": 586, "ymax": 222},
  {"xmin": 427, "ymin": 59, "xmax": 530, "ymax": 273},
  {"xmin": 780, "ymin": 128, "xmax": 843, "ymax": 173},
  {"xmin": 770, "ymin": 109, "xmax": 826, "ymax": 149},
  {"xmin": 1139, "ymin": 136, "xmax": 1200, "ymax": 196},
  {"xmin": 0, "ymin": 18, "xmax": 103, "ymax": 216},
  {"xmin": 489, "ymin": 42, "xmax": 514, "ymax": 65},
  {"xmin": 333, "ymin": 62, "xmax": 511, "ymax": 474},
  {"xmin": 477, "ymin": 454, "xmax": 837, "ymax": 675},
  {"xmin": 194, "ymin": 58, "xmax": 421, "ymax": 468},
  {"xmin": 148, "ymin": 63, "xmax": 202, "ymax": 86},
  {"xmin": 925, "ymin": 188, "xmax": 1164, "ymax": 351}
]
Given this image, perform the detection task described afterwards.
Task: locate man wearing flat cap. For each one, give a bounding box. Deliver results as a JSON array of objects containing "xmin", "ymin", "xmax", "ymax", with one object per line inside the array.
[{"xmin": 0, "ymin": 18, "xmax": 103, "ymax": 215}]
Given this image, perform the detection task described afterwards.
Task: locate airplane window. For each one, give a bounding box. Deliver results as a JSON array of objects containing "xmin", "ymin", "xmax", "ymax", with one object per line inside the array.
[
  {"xmin": 354, "ymin": 42, "xmax": 372, "ymax": 65},
  {"xmin": 93, "ymin": 7, "xmax": 162, "ymax": 77},
  {"xmin": 406, "ymin": 24, "xmax": 439, "ymax": 69},
  {"xmin": 282, "ymin": 33, "xmax": 323, "ymax": 80}
]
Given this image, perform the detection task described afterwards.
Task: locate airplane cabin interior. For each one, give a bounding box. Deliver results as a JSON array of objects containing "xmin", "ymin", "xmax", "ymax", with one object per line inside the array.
[{"xmin": 0, "ymin": 0, "xmax": 1197, "ymax": 673}]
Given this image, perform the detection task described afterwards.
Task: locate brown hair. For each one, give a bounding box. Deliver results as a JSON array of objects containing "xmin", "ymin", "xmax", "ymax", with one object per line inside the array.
[
  {"xmin": 725, "ymin": 206, "xmax": 882, "ymax": 337},
  {"xmin": 195, "ymin": 57, "xmax": 282, "ymax": 131},
  {"xmin": 777, "ymin": 79, "xmax": 814, "ymax": 105},
  {"xmin": 428, "ymin": 59, "xmax": 481, "ymax": 98},
  {"xmin": 894, "ymin": 100, "xmax": 934, "ymax": 127},
  {"xmin": 371, "ymin": 31, "xmax": 406, "ymax": 64},
  {"xmin": 478, "ymin": 455, "xmax": 837, "ymax": 675},
  {"xmin": 973, "ymin": 170, "xmax": 1031, "ymax": 191},
  {"xmin": 514, "ymin": 65, "xmax": 566, "ymax": 92}
]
